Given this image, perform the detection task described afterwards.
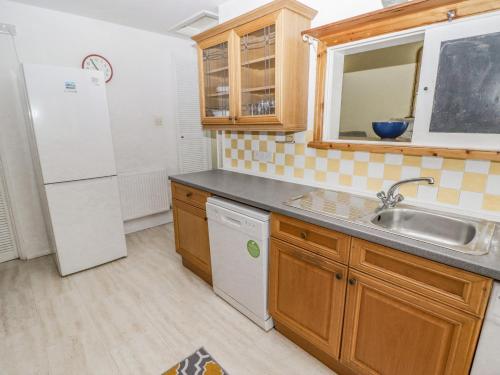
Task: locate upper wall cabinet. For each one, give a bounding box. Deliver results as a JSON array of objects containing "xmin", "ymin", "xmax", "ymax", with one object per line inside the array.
[
  {"xmin": 304, "ymin": 0, "xmax": 500, "ymax": 161},
  {"xmin": 192, "ymin": 0, "xmax": 317, "ymax": 131}
]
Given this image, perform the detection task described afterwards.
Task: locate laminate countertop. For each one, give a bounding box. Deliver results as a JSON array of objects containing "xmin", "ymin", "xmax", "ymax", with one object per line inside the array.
[{"xmin": 170, "ymin": 169, "xmax": 500, "ymax": 280}]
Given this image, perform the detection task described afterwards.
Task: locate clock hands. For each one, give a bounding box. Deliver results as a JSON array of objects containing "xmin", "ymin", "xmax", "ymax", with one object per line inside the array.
[{"xmin": 90, "ymin": 59, "xmax": 99, "ymax": 70}]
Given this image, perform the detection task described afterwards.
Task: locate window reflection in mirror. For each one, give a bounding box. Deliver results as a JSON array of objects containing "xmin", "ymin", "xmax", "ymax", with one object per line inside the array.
[{"xmin": 338, "ymin": 41, "xmax": 423, "ymax": 142}]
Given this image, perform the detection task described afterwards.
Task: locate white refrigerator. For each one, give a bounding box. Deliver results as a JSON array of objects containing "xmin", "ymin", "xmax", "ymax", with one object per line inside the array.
[{"xmin": 22, "ymin": 64, "xmax": 127, "ymax": 276}]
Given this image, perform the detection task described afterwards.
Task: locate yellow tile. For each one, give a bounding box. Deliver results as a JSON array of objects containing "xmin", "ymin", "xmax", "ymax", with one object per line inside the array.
[
  {"xmin": 399, "ymin": 184, "xmax": 418, "ymax": 198},
  {"xmin": 462, "ymin": 172, "xmax": 487, "ymax": 193},
  {"xmin": 294, "ymin": 168, "xmax": 304, "ymax": 179},
  {"xmin": 354, "ymin": 161, "xmax": 368, "ymax": 176},
  {"xmin": 231, "ymin": 139, "xmax": 237, "ymax": 148},
  {"xmin": 259, "ymin": 141, "xmax": 267, "ymax": 152},
  {"xmin": 483, "ymin": 194, "xmax": 500, "ymax": 211},
  {"xmin": 442, "ymin": 158, "xmax": 465, "ymax": 171},
  {"xmin": 252, "ymin": 133, "xmax": 259, "ymax": 140},
  {"xmin": 340, "ymin": 174, "xmax": 352, "ymax": 186},
  {"xmin": 244, "ymin": 140, "xmax": 251, "ymax": 150},
  {"xmin": 276, "ymin": 143, "xmax": 284, "ymax": 153},
  {"xmin": 295, "ymin": 144, "xmax": 305, "ymax": 155},
  {"xmin": 225, "ymin": 148, "xmax": 231, "ymax": 158},
  {"xmin": 315, "ymin": 171, "xmax": 326, "ymax": 182},
  {"xmin": 384, "ymin": 165, "xmax": 402, "ymax": 180},
  {"xmin": 275, "ymin": 165, "xmax": 284, "ymax": 175},
  {"xmin": 231, "ymin": 159, "xmax": 237, "ymax": 167},
  {"xmin": 224, "ymin": 132, "xmax": 231, "ymax": 139},
  {"xmin": 237, "ymin": 150, "xmax": 244, "ymax": 160},
  {"xmin": 367, "ymin": 178, "xmax": 383, "ymax": 192},
  {"xmin": 402, "ymin": 155, "xmax": 421, "ymax": 167},
  {"xmin": 285, "ymin": 154, "xmax": 295, "ymax": 166},
  {"xmin": 341, "ymin": 151, "xmax": 354, "ymax": 160},
  {"xmin": 244, "ymin": 160, "xmax": 252, "ymax": 169},
  {"xmin": 305, "ymin": 156, "xmax": 316, "ymax": 169},
  {"xmin": 259, "ymin": 163, "xmax": 267, "ymax": 173},
  {"xmin": 420, "ymin": 168, "xmax": 441, "ymax": 185},
  {"xmin": 369, "ymin": 153, "xmax": 385, "ymax": 163},
  {"xmin": 327, "ymin": 159, "xmax": 339, "ymax": 172},
  {"xmin": 437, "ymin": 187, "xmax": 460, "ymax": 205},
  {"xmin": 490, "ymin": 162, "xmax": 500, "ymax": 175},
  {"xmin": 237, "ymin": 131, "xmax": 244, "ymax": 139},
  {"xmin": 267, "ymin": 133, "xmax": 276, "ymax": 141},
  {"xmin": 316, "ymin": 149, "xmax": 328, "ymax": 158}
]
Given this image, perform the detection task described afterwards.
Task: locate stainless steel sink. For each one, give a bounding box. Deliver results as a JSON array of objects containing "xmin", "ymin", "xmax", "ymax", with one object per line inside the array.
[
  {"xmin": 284, "ymin": 189, "xmax": 497, "ymax": 255},
  {"xmin": 370, "ymin": 208, "xmax": 477, "ymax": 247}
]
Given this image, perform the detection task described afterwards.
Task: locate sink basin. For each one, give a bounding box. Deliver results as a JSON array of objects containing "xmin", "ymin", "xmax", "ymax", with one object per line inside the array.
[
  {"xmin": 370, "ymin": 208, "xmax": 476, "ymax": 246},
  {"xmin": 367, "ymin": 207, "xmax": 495, "ymax": 254}
]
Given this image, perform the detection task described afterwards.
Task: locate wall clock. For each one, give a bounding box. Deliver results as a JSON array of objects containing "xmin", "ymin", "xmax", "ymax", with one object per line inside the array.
[{"xmin": 81, "ymin": 54, "xmax": 113, "ymax": 83}]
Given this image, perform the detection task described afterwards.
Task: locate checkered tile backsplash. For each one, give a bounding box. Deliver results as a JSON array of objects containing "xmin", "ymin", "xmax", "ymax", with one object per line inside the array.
[{"xmin": 222, "ymin": 131, "xmax": 500, "ymax": 213}]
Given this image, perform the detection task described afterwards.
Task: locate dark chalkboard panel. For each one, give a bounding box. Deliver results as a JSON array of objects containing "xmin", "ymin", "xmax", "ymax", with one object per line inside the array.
[{"xmin": 429, "ymin": 31, "xmax": 500, "ymax": 134}]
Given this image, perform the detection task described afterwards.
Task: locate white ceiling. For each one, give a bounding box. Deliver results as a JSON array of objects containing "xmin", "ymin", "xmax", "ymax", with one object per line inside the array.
[{"xmin": 10, "ymin": 0, "xmax": 227, "ymax": 36}]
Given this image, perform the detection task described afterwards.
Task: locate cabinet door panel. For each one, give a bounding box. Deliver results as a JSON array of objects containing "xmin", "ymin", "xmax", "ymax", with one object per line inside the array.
[
  {"xmin": 234, "ymin": 13, "xmax": 281, "ymax": 124},
  {"xmin": 341, "ymin": 270, "xmax": 481, "ymax": 375},
  {"xmin": 198, "ymin": 31, "xmax": 234, "ymax": 124},
  {"xmin": 269, "ymin": 238, "xmax": 347, "ymax": 358},
  {"xmin": 173, "ymin": 199, "xmax": 211, "ymax": 280}
]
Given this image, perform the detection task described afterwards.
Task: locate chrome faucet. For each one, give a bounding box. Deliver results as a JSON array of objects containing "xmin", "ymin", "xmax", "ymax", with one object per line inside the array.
[{"xmin": 377, "ymin": 177, "xmax": 435, "ymax": 208}]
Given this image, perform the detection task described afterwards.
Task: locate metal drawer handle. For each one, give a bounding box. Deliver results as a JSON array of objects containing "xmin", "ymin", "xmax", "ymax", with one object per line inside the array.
[
  {"xmin": 348, "ymin": 278, "xmax": 357, "ymax": 286},
  {"xmin": 186, "ymin": 192, "xmax": 193, "ymax": 198},
  {"xmin": 335, "ymin": 273, "xmax": 343, "ymax": 280},
  {"xmin": 300, "ymin": 231, "xmax": 308, "ymax": 240}
]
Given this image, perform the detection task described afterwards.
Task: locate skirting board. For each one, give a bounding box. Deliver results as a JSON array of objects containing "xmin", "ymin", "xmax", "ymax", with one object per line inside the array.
[{"xmin": 123, "ymin": 210, "xmax": 172, "ymax": 234}]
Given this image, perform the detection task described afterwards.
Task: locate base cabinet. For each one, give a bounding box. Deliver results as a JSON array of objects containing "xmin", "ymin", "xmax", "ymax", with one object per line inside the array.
[
  {"xmin": 269, "ymin": 238, "xmax": 347, "ymax": 359},
  {"xmin": 341, "ymin": 270, "xmax": 482, "ymax": 375},
  {"xmin": 172, "ymin": 183, "xmax": 212, "ymax": 284}
]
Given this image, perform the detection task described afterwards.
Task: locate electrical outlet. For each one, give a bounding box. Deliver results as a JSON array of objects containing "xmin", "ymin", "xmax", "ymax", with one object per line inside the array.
[{"xmin": 252, "ymin": 151, "xmax": 274, "ymax": 163}]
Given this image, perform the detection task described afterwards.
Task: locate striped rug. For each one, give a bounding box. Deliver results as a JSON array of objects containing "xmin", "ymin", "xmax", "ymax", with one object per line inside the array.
[{"xmin": 163, "ymin": 347, "xmax": 228, "ymax": 375}]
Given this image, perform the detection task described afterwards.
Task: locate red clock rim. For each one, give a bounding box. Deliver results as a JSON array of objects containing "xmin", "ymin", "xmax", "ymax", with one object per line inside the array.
[{"xmin": 81, "ymin": 54, "xmax": 113, "ymax": 83}]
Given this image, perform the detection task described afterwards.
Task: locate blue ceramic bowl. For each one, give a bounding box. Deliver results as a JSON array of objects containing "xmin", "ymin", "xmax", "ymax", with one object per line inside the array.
[{"xmin": 372, "ymin": 121, "xmax": 409, "ymax": 139}]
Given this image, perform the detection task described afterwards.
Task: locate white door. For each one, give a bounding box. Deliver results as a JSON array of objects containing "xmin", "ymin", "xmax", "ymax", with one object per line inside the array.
[
  {"xmin": 174, "ymin": 51, "xmax": 212, "ymax": 173},
  {"xmin": 23, "ymin": 64, "xmax": 117, "ymax": 183},
  {"xmin": 45, "ymin": 176, "xmax": 126, "ymax": 276},
  {"xmin": 0, "ymin": 156, "xmax": 18, "ymax": 263}
]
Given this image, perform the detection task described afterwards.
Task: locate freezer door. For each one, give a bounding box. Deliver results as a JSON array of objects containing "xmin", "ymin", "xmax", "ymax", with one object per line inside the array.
[
  {"xmin": 45, "ymin": 176, "xmax": 126, "ymax": 276},
  {"xmin": 23, "ymin": 64, "xmax": 117, "ymax": 184}
]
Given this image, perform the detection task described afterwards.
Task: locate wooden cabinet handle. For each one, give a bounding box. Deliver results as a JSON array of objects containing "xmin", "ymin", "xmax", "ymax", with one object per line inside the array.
[
  {"xmin": 186, "ymin": 192, "xmax": 193, "ymax": 198},
  {"xmin": 335, "ymin": 273, "xmax": 343, "ymax": 280},
  {"xmin": 348, "ymin": 278, "xmax": 357, "ymax": 286},
  {"xmin": 300, "ymin": 231, "xmax": 308, "ymax": 240}
]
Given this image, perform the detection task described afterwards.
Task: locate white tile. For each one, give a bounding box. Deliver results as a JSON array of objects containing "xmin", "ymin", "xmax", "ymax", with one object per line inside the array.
[
  {"xmin": 304, "ymin": 169, "xmax": 314, "ymax": 181},
  {"xmin": 230, "ymin": 149, "xmax": 237, "ymax": 159},
  {"xmin": 244, "ymin": 150, "xmax": 252, "ymax": 160},
  {"xmin": 284, "ymin": 143, "xmax": 295, "ymax": 154},
  {"xmin": 354, "ymin": 152, "xmax": 370, "ymax": 161},
  {"xmin": 367, "ymin": 163, "xmax": 384, "ymax": 178},
  {"xmin": 295, "ymin": 155, "xmax": 305, "ymax": 168},
  {"xmin": 275, "ymin": 153, "xmax": 285, "ymax": 165},
  {"xmin": 384, "ymin": 153, "xmax": 403, "ymax": 165},
  {"xmin": 459, "ymin": 191, "xmax": 484, "ymax": 211},
  {"xmin": 486, "ymin": 175, "xmax": 500, "ymax": 195},
  {"xmin": 401, "ymin": 166, "xmax": 421, "ymax": 179},
  {"xmin": 417, "ymin": 185, "xmax": 438, "ymax": 202},
  {"xmin": 316, "ymin": 158, "xmax": 328, "ymax": 172},
  {"xmin": 328, "ymin": 149, "xmax": 341, "ymax": 159},
  {"xmin": 251, "ymin": 140, "xmax": 259, "ymax": 151},
  {"xmin": 326, "ymin": 172, "xmax": 339, "ymax": 185},
  {"xmin": 382, "ymin": 180, "xmax": 396, "ymax": 191},
  {"xmin": 440, "ymin": 170, "xmax": 463, "ymax": 189},
  {"xmin": 421, "ymin": 156, "xmax": 443, "ymax": 169},
  {"xmin": 352, "ymin": 176, "xmax": 368, "ymax": 190},
  {"xmin": 238, "ymin": 160, "xmax": 245, "ymax": 169},
  {"xmin": 237, "ymin": 139, "xmax": 244, "ymax": 148},
  {"xmin": 284, "ymin": 166, "xmax": 294, "ymax": 178},
  {"xmin": 465, "ymin": 159, "xmax": 490, "ymax": 174},
  {"xmin": 251, "ymin": 161, "xmax": 259, "ymax": 172},
  {"xmin": 339, "ymin": 159, "xmax": 354, "ymax": 174},
  {"xmin": 267, "ymin": 164, "xmax": 275, "ymax": 175},
  {"xmin": 267, "ymin": 142, "xmax": 276, "ymax": 153},
  {"xmin": 259, "ymin": 133, "xmax": 267, "ymax": 140},
  {"xmin": 305, "ymin": 146, "xmax": 316, "ymax": 157}
]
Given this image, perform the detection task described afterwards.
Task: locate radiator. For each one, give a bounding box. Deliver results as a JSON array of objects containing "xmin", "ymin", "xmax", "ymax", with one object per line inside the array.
[{"xmin": 118, "ymin": 169, "xmax": 170, "ymax": 221}]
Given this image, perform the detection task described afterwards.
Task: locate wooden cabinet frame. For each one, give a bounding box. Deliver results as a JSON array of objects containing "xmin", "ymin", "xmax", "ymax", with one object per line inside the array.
[{"xmin": 302, "ymin": 0, "xmax": 500, "ymax": 161}]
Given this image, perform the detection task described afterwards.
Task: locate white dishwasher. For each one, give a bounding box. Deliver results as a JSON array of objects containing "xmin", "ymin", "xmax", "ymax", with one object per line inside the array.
[{"xmin": 206, "ymin": 197, "xmax": 274, "ymax": 331}]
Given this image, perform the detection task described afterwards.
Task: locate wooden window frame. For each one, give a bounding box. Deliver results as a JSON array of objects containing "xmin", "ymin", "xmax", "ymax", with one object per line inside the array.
[{"xmin": 303, "ymin": 0, "xmax": 500, "ymax": 161}]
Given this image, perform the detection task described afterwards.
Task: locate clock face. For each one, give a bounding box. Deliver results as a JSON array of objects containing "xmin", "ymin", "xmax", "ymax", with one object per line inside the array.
[{"xmin": 82, "ymin": 54, "xmax": 113, "ymax": 83}]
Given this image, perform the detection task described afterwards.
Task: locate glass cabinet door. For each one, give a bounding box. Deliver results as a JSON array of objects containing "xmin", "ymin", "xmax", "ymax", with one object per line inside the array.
[
  {"xmin": 202, "ymin": 41, "xmax": 230, "ymax": 119},
  {"xmin": 239, "ymin": 24, "xmax": 276, "ymax": 118}
]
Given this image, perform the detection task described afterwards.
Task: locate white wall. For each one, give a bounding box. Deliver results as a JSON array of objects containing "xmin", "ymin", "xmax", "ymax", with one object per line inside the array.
[{"xmin": 0, "ymin": 0, "xmax": 193, "ymax": 258}]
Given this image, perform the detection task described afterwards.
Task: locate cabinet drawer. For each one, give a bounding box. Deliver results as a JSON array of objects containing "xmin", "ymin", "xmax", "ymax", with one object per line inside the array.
[
  {"xmin": 350, "ymin": 238, "xmax": 492, "ymax": 317},
  {"xmin": 271, "ymin": 213, "xmax": 351, "ymax": 264},
  {"xmin": 172, "ymin": 182, "xmax": 211, "ymax": 209}
]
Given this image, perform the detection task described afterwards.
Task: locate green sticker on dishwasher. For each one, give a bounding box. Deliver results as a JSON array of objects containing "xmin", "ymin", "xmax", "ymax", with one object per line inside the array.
[{"xmin": 247, "ymin": 240, "xmax": 260, "ymax": 258}]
